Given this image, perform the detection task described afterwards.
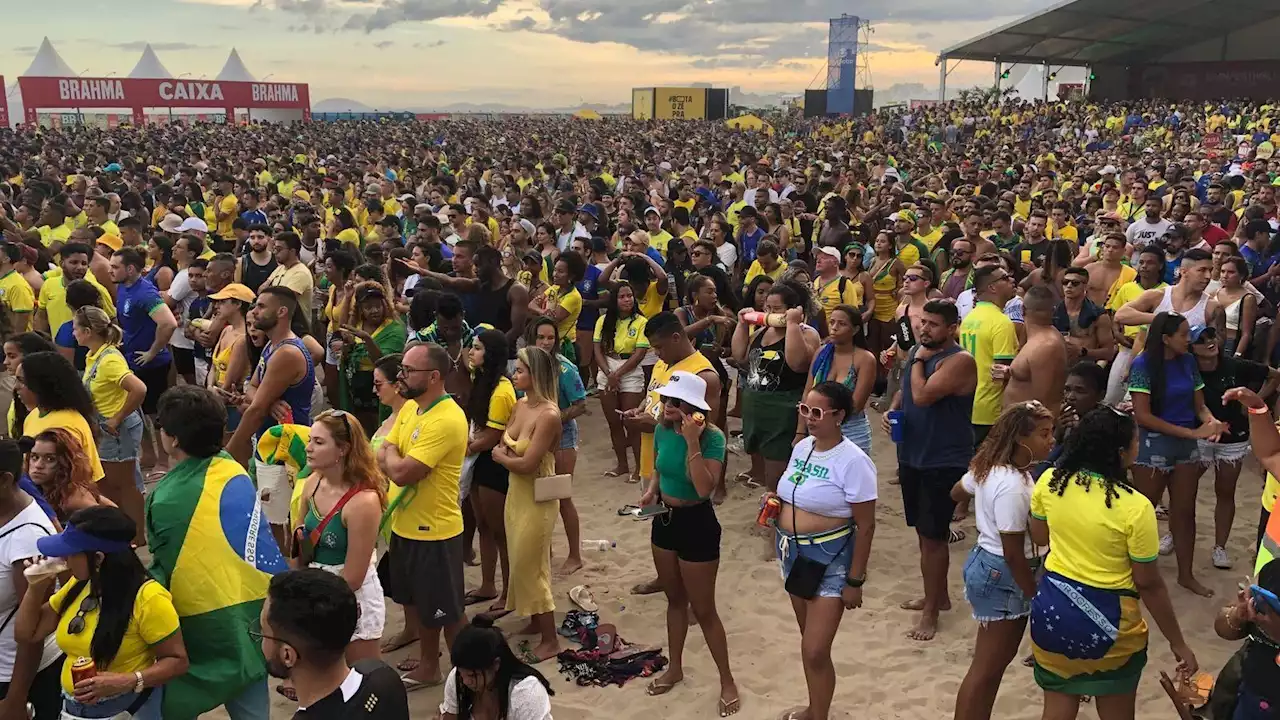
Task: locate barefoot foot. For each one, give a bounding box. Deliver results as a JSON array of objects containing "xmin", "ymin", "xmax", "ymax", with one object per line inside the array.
[
  {"xmin": 899, "ymin": 597, "xmax": 951, "ymax": 611},
  {"xmin": 1178, "ymin": 576, "xmax": 1215, "ymax": 597}
]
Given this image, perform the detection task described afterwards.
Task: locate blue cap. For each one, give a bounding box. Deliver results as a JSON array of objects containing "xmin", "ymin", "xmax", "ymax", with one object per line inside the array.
[
  {"xmin": 1189, "ymin": 325, "xmax": 1216, "ymax": 344},
  {"xmin": 577, "ymin": 204, "xmax": 599, "ymax": 220},
  {"xmin": 37, "ymin": 524, "xmax": 132, "ymax": 558},
  {"xmin": 103, "ymin": 162, "xmax": 122, "ymax": 173}
]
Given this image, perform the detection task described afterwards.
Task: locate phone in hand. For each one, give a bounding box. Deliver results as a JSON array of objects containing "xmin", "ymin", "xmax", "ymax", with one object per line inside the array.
[{"xmin": 1251, "ymin": 584, "xmax": 1280, "ymax": 615}]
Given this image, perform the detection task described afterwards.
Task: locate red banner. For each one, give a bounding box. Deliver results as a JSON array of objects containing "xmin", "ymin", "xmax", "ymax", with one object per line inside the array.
[
  {"xmin": 0, "ymin": 76, "xmax": 7, "ymax": 127},
  {"xmin": 17, "ymin": 76, "xmax": 310, "ymax": 125}
]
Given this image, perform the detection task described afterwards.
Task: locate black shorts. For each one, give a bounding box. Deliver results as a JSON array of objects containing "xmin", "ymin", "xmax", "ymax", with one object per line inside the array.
[
  {"xmin": 470, "ymin": 451, "xmax": 509, "ymax": 495},
  {"xmin": 172, "ymin": 346, "xmax": 196, "ymax": 377},
  {"xmin": 134, "ymin": 363, "xmax": 172, "ymax": 415},
  {"xmin": 387, "ymin": 533, "xmax": 465, "ymax": 627},
  {"xmin": 973, "ymin": 424, "xmax": 992, "ymax": 450},
  {"xmin": 650, "ymin": 500, "xmax": 721, "ymax": 563},
  {"xmin": 899, "ymin": 465, "xmax": 963, "ymax": 542}
]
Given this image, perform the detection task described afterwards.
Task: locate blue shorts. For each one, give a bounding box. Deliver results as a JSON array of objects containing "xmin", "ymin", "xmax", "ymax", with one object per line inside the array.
[
  {"xmin": 840, "ymin": 413, "xmax": 872, "ymax": 456},
  {"xmin": 1136, "ymin": 428, "xmax": 1198, "ymax": 471},
  {"xmin": 963, "ymin": 545, "xmax": 1041, "ymax": 623},
  {"xmin": 776, "ymin": 526, "xmax": 854, "ymax": 599},
  {"xmin": 63, "ymin": 687, "xmax": 162, "ymax": 720},
  {"xmin": 96, "ymin": 411, "xmax": 144, "ymax": 463},
  {"xmin": 560, "ymin": 419, "xmax": 579, "ymax": 450},
  {"xmin": 1234, "ymin": 684, "xmax": 1276, "ymax": 719}
]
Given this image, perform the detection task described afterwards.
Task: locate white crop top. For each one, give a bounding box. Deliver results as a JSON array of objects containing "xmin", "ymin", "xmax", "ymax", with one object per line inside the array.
[{"xmin": 780, "ymin": 436, "xmax": 878, "ymax": 518}]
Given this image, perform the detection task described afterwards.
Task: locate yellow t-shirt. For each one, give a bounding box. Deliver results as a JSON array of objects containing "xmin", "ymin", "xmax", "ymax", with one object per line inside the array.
[
  {"xmin": 544, "ymin": 286, "xmax": 582, "ymax": 342},
  {"xmin": 37, "ymin": 224, "xmax": 72, "ymax": 248},
  {"xmin": 215, "ymin": 194, "xmax": 239, "ymax": 237},
  {"xmin": 484, "ymin": 377, "xmax": 517, "ymax": 431},
  {"xmin": 648, "ymin": 230, "xmax": 673, "ymax": 254},
  {"xmin": 959, "ymin": 301, "xmax": 1018, "ymax": 426},
  {"xmin": 1013, "ymin": 196, "xmax": 1032, "ymax": 219},
  {"xmin": 24, "ymin": 409, "xmax": 103, "ymax": 481},
  {"xmin": 336, "ymin": 227, "xmax": 361, "ymax": 248},
  {"xmin": 1106, "ymin": 281, "xmax": 1166, "ymax": 339},
  {"xmin": 593, "ymin": 314, "xmax": 650, "ymax": 356},
  {"xmin": 264, "ymin": 263, "xmax": 314, "ymax": 317},
  {"xmin": 0, "ymin": 270, "xmax": 35, "ymax": 332},
  {"xmin": 639, "ymin": 352, "xmax": 713, "ymax": 478},
  {"xmin": 639, "ymin": 283, "xmax": 666, "ymax": 318},
  {"xmin": 50, "ymin": 580, "xmax": 180, "ymax": 695},
  {"xmin": 895, "ymin": 241, "xmax": 922, "ymax": 268},
  {"xmin": 1050, "ymin": 224, "xmax": 1079, "ymax": 243},
  {"xmin": 742, "ymin": 260, "xmax": 785, "ymax": 290},
  {"xmin": 1030, "ymin": 469, "xmax": 1159, "ymax": 591},
  {"xmin": 385, "ymin": 394, "xmax": 467, "ymax": 541},
  {"xmin": 83, "ymin": 345, "xmax": 134, "ymax": 420},
  {"xmin": 38, "ymin": 273, "xmax": 116, "ymax": 338},
  {"xmin": 913, "ymin": 227, "xmax": 944, "ymax": 251},
  {"xmin": 812, "ymin": 275, "xmax": 863, "ymax": 322}
]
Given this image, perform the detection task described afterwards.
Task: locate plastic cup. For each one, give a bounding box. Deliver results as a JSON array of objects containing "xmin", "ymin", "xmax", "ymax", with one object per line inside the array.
[{"xmin": 887, "ymin": 409, "xmax": 904, "ymax": 443}]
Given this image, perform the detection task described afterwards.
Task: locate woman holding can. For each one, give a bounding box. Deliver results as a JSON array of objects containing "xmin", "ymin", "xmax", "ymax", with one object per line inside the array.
[{"xmin": 769, "ymin": 381, "xmax": 877, "ymax": 720}]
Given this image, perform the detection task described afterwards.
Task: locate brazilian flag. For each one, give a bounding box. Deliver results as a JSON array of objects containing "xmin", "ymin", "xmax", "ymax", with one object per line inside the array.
[{"xmin": 146, "ymin": 451, "xmax": 288, "ymax": 719}]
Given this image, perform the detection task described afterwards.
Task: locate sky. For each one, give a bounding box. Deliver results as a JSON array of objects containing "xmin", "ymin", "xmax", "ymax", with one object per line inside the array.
[{"xmin": 3, "ymin": 0, "xmax": 1060, "ymax": 109}]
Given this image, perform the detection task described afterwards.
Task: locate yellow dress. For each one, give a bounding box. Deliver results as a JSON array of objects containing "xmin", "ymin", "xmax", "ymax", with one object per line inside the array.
[
  {"xmin": 871, "ymin": 261, "xmax": 899, "ymax": 322},
  {"xmin": 503, "ymin": 430, "xmax": 558, "ymax": 617}
]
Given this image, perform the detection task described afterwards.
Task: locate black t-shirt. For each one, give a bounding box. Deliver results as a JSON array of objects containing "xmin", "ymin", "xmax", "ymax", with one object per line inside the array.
[
  {"xmin": 293, "ymin": 661, "xmax": 409, "ymax": 720},
  {"xmin": 1241, "ymin": 629, "xmax": 1280, "ymax": 702},
  {"xmin": 1200, "ymin": 356, "xmax": 1271, "ymax": 444}
]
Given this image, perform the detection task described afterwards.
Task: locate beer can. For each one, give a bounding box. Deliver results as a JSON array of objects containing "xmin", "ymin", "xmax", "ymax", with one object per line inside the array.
[
  {"xmin": 70, "ymin": 656, "xmax": 96, "ymax": 686},
  {"xmin": 756, "ymin": 495, "xmax": 781, "ymax": 528}
]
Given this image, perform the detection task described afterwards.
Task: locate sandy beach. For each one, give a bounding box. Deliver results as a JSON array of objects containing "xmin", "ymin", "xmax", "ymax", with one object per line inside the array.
[{"xmin": 220, "ymin": 399, "xmax": 1252, "ymax": 719}]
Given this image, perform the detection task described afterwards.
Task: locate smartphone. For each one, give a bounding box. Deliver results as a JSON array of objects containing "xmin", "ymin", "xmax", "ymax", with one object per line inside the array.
[
  {"xmin": 1251, "ymin": 584, "xmax": 1280, "ymax": 614},
  {"xmin": 634, "ymin": 504, "xmax": 668, "ymax": 520}
]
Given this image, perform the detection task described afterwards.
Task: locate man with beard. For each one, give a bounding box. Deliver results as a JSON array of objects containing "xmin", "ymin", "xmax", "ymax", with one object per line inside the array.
[
  {"xmin": 938, "ymin": 237, "xmax": 974, "ymax": 300},
  {"xmin": 236, "ymin": 223, "xmax": 277, "ymax": 292},
  {"xmin": 262, "ymin": 232, "xmax": 314, "ymax": 319},
  {"xmin": 1003, "ymin": 285, "xmax": 1067, "ymax": 414},
  {"xmin": 378, "ymin": 343, "xmax": 469, "ymax": 690},
  {"xmin": 259, "ymin": 569, "xmax": 408, "ymax": 719},
  {"xmin": 35, "ymin": 241, "xmax": 115, "ymax": 336},
  {"xmin": 410, "ymin": 242, "xmax": 527, "ymax": 354},
  {"xmin": 959, "ymin": 264, "xmax": 1019, "ymax": 447},
  {"xmin": 883, "ymin": 299, "xmax": 976, "ymax": 642},
  {"xmin": 1125, "ymin": 196, "xmax": 1173, "ymax": 262}
]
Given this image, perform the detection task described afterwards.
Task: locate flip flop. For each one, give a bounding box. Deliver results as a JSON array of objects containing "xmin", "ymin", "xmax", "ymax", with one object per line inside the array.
[
  {"xmin": 948, "ymin": 528, "xmax": 966, "ymax": 544},
  {"xmin": 617, "ymin": 504, "xmax": 641, "ymax": 516},
  {"xmin": 516, "ymin": 640, "xmax": 553, "ymax": 665},
  {"xmin": 625, "ymin": 474, "xmax": 641, "ymax": 484},
  {"xmin": 396, "ymin": 657, "xmax": 420, "ymax": 673},
  {"xmin": 646, "ymin": 678, "xmax": 680, "ymax": 696},
  {"xmin": 400, "ymin": 675, "xmax": 441, "ymax": 693},
  {"xmin": 464, "ymin": 589, "xmax": 498, "ymax": 606},
  {"xmin": 604, "ymin": 469, "xmax": 629, "ymax": 478},
  {"xmin": 275, "ymin": 684, "xmax": 297, "ymax": 702},
  {"xmin": 380, "ymin": 634, "xmax": 417, "ymax": 653},
  {"xmin": 569, "ymin": 585, "xmax": 599, "ymax": 612},
  {"xmin": 478, "ymin": 606, "xmax": 512, "ymax": 622},
  {"xmin": 719, "ymin": 696, "xmax": 741, "ymax": 717}
]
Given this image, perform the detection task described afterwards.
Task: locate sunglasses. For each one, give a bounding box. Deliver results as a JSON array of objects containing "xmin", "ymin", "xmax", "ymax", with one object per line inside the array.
[
  {"xmin": 1062, "ymin": 279, "xmax": 1086, "ymax": 287},
  {"xmin": 904, "ymin": 274, "xmax": 925, "ymax": 282},
  {"xmin": 798, "ymin": 403, "xmax": 828, "ymax": 421},
  {"xmin": 68, "ymin": 595, "xmax": 100, "ymax": 635}
]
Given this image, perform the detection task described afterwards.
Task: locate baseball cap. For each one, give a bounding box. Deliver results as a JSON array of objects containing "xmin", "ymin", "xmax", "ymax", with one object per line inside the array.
[
  {"xmin": 1100, "ymin": 165, "xmax": 1118, "ymax": 175},
  {"xmin": 737, "ymin": 206, "xmax": 759, "ymax": 219},
  {"xmin": 159, "ymin": 214, "xmax": 184, "ymax": 234},
  {"xmin": 208, "ymin": 283, "xmax": 256, "ymax": 304},
  {"xmin": 38, "ymin": 522, "xmax": 132, "ymax": 558},
  {"xmin": 816, "ymin": 246, "xmax": 841, "ymax": 260},
  {"xmin": 96, "ymin": 233, "xmax": 123, "ymax": 252},
  {"xmin": 655, "ymin": 371, "xmax": 711, "ymax": 412},
  {"xmin": 643, "ymin": 206, "xmax": 661, "ymax": 217},
  {"xmin": 578, "ymin": 204, "xmax": 600, "ymax": 220},
  {"xmin": 103, "ymin": 162, "xmax": 122, "ymax": 173},
  {"xmin": 1189, "ymin": 325, "xmax": 1216, "ymax": 344},
  {"xmin": 555, "ymin": 200, "xmax": 576, "ymax": 215},
  {"xmin": 177, "ymin": 217, "xmax": 208, "ymax": 234}
]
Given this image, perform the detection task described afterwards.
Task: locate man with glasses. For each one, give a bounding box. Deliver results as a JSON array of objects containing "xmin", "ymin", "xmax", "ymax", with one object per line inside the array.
[
  {"xmin": 378, "ymin": 343, "xmax": 469, "ymax": 690},
  {"xmin": 256, "ymin": 569, "xmax": 408, "ymax": 719},
  {"xmin": 554, "ymin": 199, "xmax": 590, "ymax": 252},
  {"xmin": 938, "ymin": 238, "xmax": 974, "ymax": 301},
  {"xmin": 958, "ymin": 264, "xmax": 1019, "ymax": 448},
  {"xmin": 1054, "ymin": 266, "xmax": 1116, "ymax": 367}
]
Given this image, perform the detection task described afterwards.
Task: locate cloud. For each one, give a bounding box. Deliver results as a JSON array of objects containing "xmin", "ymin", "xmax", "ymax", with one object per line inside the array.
[
  {"xmin": 498, "ymin": 15, "xmax": 536, "ymax": 31},
  {"xmin": 412, "ymin": 39, "xmax": 449, "ymax": 47},
  {"xmin": 344, "ymin": 0, "xmax": 503, "ymax": 32},
  {"xmin": 109, "ymin": 41, "xmax": 212, "ymax": 51},
  {"xmin": 374, "ymin": 40, "xmax": 395, "ymax": 48},
  {"xmin": 12, "ymin": 46, "xmax": 37, "ymax": 53}
]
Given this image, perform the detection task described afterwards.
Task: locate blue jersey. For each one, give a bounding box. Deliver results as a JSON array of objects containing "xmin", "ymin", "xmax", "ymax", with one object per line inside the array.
[{"xmin": 117, "ymin": 277, "xmax": 171, "ymax": 369}]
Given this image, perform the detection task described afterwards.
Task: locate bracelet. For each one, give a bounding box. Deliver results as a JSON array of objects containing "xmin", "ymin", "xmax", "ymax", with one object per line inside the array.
[
  {"xmin": 1249, "ymin": 405, "xmax": 1270, "ymax": 416},
  {"xmin": 1224, "ymin": 606, "xmax": 1242, "ymax": 631},
  {"xmin": 134, "ymin": 671, "xmax": 144, "ymax": 694},
  {"xmin": 688, "ymin": 452, "xmax": 703, "ymax": 460}
]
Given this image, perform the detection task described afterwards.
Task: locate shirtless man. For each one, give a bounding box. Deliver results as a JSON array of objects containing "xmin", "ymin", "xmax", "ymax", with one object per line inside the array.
[
  {"xmin": 1056, "ymin": 267, "xmax": 1117, "ymax": 366},
  {"xmin": 1003, "ymin": 285, "xmax": 1067, "ymax": 414},
  {"xmin": 1084, "ymin": 233, "xmax": 1136, "ymax": 306}
]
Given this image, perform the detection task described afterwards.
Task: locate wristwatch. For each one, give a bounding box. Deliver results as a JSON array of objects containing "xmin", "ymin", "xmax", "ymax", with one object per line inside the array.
[{"xmin": 845, "ymin": 574, "xmax": 866, "ymax": 588}]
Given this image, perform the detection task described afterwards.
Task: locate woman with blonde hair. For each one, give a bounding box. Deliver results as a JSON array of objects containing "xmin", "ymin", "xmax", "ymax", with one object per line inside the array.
[
  {"xmin": 24, "ymin": 428, "xmax": 114, "ymax": 522},
  {"xmin": 491, "ymin": 346, "xmax": 563, "ymax": 664},
  {"xmin": 72, "ymin": 306, "xmax": 147, "ymax": 540},
  {"xmin": 334, "ymin": 281, "xmax": 406, "ymax": 435},
  {"xmin": 951, "ymin": 401, "xmax": 1055, "ymax": 720},
  {"xmin": 294, "ymin": 409, "xmax": 387, "ymax": 662},
  {"xmin": 206, "ymin": 284, "xmax": 253, "ymax": 435}
]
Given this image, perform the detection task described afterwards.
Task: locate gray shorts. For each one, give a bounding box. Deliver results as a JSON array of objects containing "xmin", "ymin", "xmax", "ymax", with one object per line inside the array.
[
  {"xmin": 387, "ymin": 533, "xmax": 465, "ymax": 628},
  {"xmin": 1197, "ymin": 439, "xmax": 1251, "ymax": 467}
]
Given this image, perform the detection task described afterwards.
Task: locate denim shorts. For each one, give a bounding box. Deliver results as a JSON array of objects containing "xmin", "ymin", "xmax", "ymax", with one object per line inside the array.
[
  {"xmin": 963, "ymin": 545, "xmax": 1041, "ymax": 623},
  {"xmin": 96, "ymin": 410, "xmax": 144, "ymax": 463},
  {"xmin": 840, "ymin": 413, "xmax": 872, "ymax": 456},
  {"xmin": 1136, "ymin": 428, "xmax": 1199, "ymax": 471},
  {"xmin": 1198, "ymin": 439, "xmax": 1251, "ymax": 467},
  {"xmin": 63, "ymin": 687, "xmax": 162, "ymax": 720},
  {"xmin": 776, "ymin": 526, "xmax": 854, "ymax": 599},
  {"xmin": 560, "ymin": 419, "xmax": 579, "ymax": 450}
]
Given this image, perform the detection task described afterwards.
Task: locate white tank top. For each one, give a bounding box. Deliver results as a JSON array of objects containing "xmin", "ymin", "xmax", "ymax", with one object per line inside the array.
[{"xmin": 1154, "ymin": 286, "xmax": 1208, "ymax": 327}]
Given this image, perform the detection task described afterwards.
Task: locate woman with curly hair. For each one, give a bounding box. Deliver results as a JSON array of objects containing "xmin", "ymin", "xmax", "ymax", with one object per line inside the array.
[
  {"xmin": 951, "ymin": 401, "xmax": 1055, "ymax": 720},
  {"xmin": 1027, "ymin": 406, "xmax": 1197, "ymax": 718},
  {"xmin": 294, "ymin": 409, "xmax": 387, "ymax": 662},
  {"xmin": 25, "ymin": 428, "xmax": 113, "ymax": 522},
  {"xmin": 334, "ymin": 282, "xmax": 406, "ymax": 435},
  {"xmin": 15, "ymin": 351, "xmax": 103, "ymax": 484}
]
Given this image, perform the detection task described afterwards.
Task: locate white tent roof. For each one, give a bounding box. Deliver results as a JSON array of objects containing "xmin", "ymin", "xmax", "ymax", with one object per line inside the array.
[
  {"xmin": 127, "ymin": 44, "xmax": 172, "ymax": 79},
  {"xmin": 216, "ymin": 49, "xmax": 255, "ymax": 82},
  {"xmin": 22, "ymin": 37, "xmax": 76, "ymax": 77}
]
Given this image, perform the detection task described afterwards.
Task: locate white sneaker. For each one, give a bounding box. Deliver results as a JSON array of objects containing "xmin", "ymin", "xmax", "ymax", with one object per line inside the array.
[
  {"xmin": 1159, "ymin": 533, "xmax": 1174, "ymax": 556},
  {"xmin": 1212, "ymin": 545, "xmax": 1232, "ymax": 569}
]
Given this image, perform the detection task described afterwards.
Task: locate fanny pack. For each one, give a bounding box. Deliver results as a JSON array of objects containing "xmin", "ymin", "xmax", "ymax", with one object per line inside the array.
[{"xmin": 781, "ymin": 445, "xmax": 852, "ymax": 600}]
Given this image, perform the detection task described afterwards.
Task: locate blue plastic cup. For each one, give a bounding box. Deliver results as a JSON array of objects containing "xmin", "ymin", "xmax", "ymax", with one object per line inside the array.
[{"xmin": 887, "ymin": 410, "xmax": 904, "ymax": 443}]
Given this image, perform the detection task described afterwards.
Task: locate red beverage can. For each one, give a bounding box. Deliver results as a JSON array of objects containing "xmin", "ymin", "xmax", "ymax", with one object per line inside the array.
[
  {"xmin": 756, "ymin": 495, "xmax": 781, "ymax": 527},
  {"xmin": 70, "ymin": 656, "xmax": 96, "ymax": 686}
]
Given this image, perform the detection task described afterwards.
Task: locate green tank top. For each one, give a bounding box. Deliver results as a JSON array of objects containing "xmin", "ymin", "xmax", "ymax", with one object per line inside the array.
[{"xmin": 303, "ymin": 487, "xmax": 350, "ymax": 566}]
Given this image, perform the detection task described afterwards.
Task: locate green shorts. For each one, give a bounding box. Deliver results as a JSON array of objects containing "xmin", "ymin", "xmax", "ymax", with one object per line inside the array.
[{"xmin": 741, "ymin": 389, "xmax": 802, "ymax": 462}]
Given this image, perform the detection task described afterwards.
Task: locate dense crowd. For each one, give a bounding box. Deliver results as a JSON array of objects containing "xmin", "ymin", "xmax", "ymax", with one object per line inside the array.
[{"xmin": 0, "ymin": 96, "xmax": 1278, "ymax": 719}]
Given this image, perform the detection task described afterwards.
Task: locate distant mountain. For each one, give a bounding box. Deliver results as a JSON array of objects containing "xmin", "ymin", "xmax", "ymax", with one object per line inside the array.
[
  {"xmin": 313, "ymin": 97, "xmax": 375, "ymax": 113},
  {"xmin": 311, "ymin": 98, "xmax": 631, "ymax": 114}
]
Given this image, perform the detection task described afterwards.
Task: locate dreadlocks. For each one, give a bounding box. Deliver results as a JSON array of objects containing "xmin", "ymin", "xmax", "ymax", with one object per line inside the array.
[
  {"xmin": 1047, "ymin": 406, "xmax": 1137, "ymax": 509},
  {"xmin": 969, "ymin": 400, "xmax": 1055, "ymax": 484}
]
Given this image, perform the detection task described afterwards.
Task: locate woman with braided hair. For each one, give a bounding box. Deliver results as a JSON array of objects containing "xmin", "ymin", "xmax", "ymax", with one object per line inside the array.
[
  {"xmin": 951, "ymin": 401, "xmax": 1055, "ymax": 720},
  {"xmin": 1027, "ymin": 406, "xmax": 1197, "ymax": 719}
]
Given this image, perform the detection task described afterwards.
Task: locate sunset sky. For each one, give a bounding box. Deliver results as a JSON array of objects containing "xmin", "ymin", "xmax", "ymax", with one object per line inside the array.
[{"xmin": 4, "ymin": 0, "xmax": 1059, "ymax": 108}]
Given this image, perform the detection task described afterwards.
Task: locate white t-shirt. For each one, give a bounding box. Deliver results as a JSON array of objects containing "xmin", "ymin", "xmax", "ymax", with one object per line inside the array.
[
  {"xmin": 440, "ymin": 669, "xmax": 553, "ymax": 720},
  {"xmin": 0, "ymin": 502, "xmax": 60, "ymax": 681},
  {"xmin": 960, "ymin": 466, "xmax": 1037, "ymax": 559},
  {"xmin": 780, "ymin": 437, "xmax": 877, "ymax": 518},
  {"xmin": 166, "ymin": 268, "xmax": 196, "ymax": 350},
  {"xmin": 1125, "ymin": 217, "xmax": 1173, "ymax": 261},
  {"xmin": 715, "ymin": 242, "xmax": 738, "ymax": 271},
  {"xmin": 556, "ymin": 222, "xmax": 590, "ymax": 252}
]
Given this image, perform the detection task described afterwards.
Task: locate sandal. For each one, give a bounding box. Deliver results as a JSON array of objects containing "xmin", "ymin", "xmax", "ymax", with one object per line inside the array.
[
  {"xmin": 275, "ymin": 684, "xmax": 297, "ymax": 702},
  {"xmin": 948, "ymin": 528, "xmax": 966, "ymax": 544},
  {"xmin": 617, "ymin": 504, "xmax": 641, "ymax": 516},
  {"xmin": 719, "ymin": 696, "xmax": 741, "ymax": 717},
  {"xmin": 603, "ymin": 469, "xmax": 628, "ymax": 478},
  {"xmin": 625, "ymin": 474, "xmax": 641, "ymax": 484},
  {"xmin": 646, "ymin": 678, "xmax": 680, "ymax": 696},
  {"xmin": 569, "ymin": 585, "xmax": 598, "ymax": 612},
  {"xmin": 396, "ymin": 657, "xmax": 420, "ymax": 673}
]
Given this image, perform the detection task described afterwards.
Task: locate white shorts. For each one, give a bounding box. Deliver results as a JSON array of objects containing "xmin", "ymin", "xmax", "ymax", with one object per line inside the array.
[
  {"xmin": 254, "ymin": 460, "xmax": 293, "ymax": 525},
  {"xmin": 641, "ymin": 351, "xmax": 660, "ymax": 367},
  {"xmin": 1197, "ymin": 439, "xmax": 1251, "ymax": 467},
  {"xmin": 313, "ymin": 552, "xmax": 385, "ymax": 641},
  {"xmin": 596, "ymin": 355, "xmax": 646, "ymax": 394}
]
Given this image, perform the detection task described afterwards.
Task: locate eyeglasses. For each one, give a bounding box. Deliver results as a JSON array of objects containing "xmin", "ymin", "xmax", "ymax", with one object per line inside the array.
[
  {"xmin": 797, "ymin": 403, "xmax": 827, "ymax": 421},
  {"xmin": 397, "ymin": 365, "xmax": 440, "ymax": 378},
  {"xmin": 246, "ymin": 616, "xmax": 287, "ymax": 646},
  {"xmin": 67, "ymin": 595, "xmax": 100, "ymax": 635},
  {"xmin": 690, "ymin": 250, "xmax": 709, "ymax": 257}
]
